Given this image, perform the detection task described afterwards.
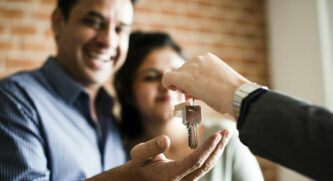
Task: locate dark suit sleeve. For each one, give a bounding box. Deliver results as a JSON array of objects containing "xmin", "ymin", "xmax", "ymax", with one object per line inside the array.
[
  {"xmin": 0, "ymin": 82, "xmax": 50, "ymax": 180},
  {"xmin": 238, "ymin": 91, "xmax": 333, "ymax": 180}
]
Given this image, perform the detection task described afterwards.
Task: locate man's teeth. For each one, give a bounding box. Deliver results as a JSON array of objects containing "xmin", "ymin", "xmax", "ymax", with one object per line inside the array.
[{"xmin": 90, "ymin": 52, "xmax": 114, "ymax": 62}]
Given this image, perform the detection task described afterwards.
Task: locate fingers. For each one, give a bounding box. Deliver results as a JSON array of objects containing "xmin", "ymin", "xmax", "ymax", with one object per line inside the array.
[
  {"xmin": 163, "ymin": 70, "xmax": 197, "ymax": 100},
  {"xmin": 185, "ymin": 95, "xmax": 199, "ymax": 101},
  {"xmin": 183, "ymin": 129, "xmax": 232, "ymax": 180},
  {"xmin": 171, "ymin": 132, "xmax": 222, "ymax": 178},
  {"xmin": 162, "ymin": 70, "xmax": 182, "ymax": 92},
  {"xmin": 130, "ymin": 135, "xmax": 170, "ymax": 166}
]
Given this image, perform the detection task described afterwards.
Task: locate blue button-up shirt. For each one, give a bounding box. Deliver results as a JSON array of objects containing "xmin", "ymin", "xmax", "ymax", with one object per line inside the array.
[{"xmin": 0, "ymin": 57, "xmax": 126, "ymax": 180}]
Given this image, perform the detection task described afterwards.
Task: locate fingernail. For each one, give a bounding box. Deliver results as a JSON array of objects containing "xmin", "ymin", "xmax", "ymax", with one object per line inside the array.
[
  {"xmin": 215, "ymin": 133, "xmax": 222, "ymax": 143},
  {"xmin": 222, "ymin": 129, "xmax": 232, "ymax": 140},
  {"xmin": 157, "ymin": 137, "xmax": 166, "ymax": 149},
  {"xmin": 168, "ymin": 85, "xmax": 177, "ymax": 91}
]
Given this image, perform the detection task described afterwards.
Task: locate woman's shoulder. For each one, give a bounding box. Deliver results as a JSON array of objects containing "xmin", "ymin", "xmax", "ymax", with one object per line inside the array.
[
  {"xmin": 201, "ymin": 120, "xmax": 264, "ymax": 181},
  {"xmin": 201, "ymin": 119, "xmax": 240, "ymax": 151},
  {"xmin": 202, "ymin": 119, "xmax": 239, "ymax": 140},
  {"xmin": 202, "ymin": 119, "xmax": 237, "ymax": 133}
]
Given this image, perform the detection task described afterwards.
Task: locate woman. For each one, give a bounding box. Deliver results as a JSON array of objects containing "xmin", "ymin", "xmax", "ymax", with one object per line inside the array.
[{"xmin": 114, "ymin": 31, "xmax": 264, "ymax": 181}]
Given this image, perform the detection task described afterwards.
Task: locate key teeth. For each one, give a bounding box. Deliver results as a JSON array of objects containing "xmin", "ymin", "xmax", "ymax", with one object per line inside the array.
[
  {"xmin": 182, "ymin": 104, "xmax": 201, "ymax": 149},
  {"xmin": 187, "ymin": 123, "xmax": 198, "ymax": 149}
]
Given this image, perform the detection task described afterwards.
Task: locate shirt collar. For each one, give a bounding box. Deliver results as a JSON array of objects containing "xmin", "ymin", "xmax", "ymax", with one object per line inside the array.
[{"xmin": 41, "ymin": 57, "xmax": 84, "ymax": 105}]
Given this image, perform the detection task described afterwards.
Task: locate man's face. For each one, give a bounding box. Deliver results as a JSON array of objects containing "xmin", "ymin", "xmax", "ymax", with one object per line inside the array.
[{"xmin": 54, "ymin": 0, "xmax": 133, "ymax": 88}]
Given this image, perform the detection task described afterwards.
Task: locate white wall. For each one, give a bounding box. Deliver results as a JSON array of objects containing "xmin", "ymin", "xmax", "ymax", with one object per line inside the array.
[
  {"xmin": 267, "ymin": 0, "xmax": 324, "ymax": 104},
  {"xmin": 318, "ymin": 0, "xmax": 333, "ymax": 110},
  {"xmin": 267, "ymin": 0, "xmax": 333, "ymax": 180}
]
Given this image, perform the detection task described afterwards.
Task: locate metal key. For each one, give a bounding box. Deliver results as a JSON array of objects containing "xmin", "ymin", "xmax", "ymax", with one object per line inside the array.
[{"xmin": 182, "ymin": 100, "xmax": 202, "ymax": 149}]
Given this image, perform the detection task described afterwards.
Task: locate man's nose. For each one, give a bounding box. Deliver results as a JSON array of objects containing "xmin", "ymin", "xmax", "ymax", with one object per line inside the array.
[{"xmin": 96, "ymin": 26, "xmax": 119, "ymax": 49}]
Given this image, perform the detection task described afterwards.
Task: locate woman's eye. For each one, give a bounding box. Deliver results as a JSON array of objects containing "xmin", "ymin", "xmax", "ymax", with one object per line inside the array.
[
  {"xmin": 143, "ymin": 75, "xmax": 161, "ymax": 82},
  {"xmin": 82, "ymin": 18, "xmax": 103, "ymax": 29}
]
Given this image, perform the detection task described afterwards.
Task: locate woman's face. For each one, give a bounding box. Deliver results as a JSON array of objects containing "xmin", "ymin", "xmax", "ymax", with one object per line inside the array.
[{"xmin": 133, "ymin": 47, "xmax": 185, "ymax": 122}]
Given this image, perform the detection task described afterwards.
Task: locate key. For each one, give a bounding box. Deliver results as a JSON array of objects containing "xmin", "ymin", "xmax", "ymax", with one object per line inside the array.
[
  {"xmin": 174, "ymin": 102, "xmax": 190, "ymax": 117},
  {"xmin": 182, "ymin": 100, "xmax": 202, "ymax": 149}
]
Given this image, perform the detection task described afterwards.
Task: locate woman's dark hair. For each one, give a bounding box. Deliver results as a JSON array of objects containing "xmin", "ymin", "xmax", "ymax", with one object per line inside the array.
[
  {"xmin": 114, "ymin": 31, "xmax": 186, "ymax": 139},
  {"xmin": 57, "ymin": 0, "xmax": 137, "ymax": 21}
]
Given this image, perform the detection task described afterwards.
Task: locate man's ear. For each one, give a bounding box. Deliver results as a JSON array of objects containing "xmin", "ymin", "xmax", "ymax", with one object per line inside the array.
[{"xmin": 51, "ymin": 8, "xmax": 65, "ymax": 40}]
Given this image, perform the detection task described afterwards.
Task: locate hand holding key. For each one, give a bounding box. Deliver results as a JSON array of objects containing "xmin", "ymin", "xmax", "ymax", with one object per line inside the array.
[{"xmin": 163, "ymin": 52, "xmax": 250, "ymax": 116}]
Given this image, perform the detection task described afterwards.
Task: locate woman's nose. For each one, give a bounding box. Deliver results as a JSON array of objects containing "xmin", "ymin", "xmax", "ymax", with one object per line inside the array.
[{"xmin": 158, "ymin": 80, "xmax": 168, "ymax": 93}]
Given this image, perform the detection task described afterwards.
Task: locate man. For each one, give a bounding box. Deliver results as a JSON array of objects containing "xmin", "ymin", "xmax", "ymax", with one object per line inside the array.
[
  {"xmin": 162, "ymin": 52, "xmax": 333, "ymax": 180},
  {"xmin": 0, "ymin": 1, "xmax": 230, "ymax": 180}
]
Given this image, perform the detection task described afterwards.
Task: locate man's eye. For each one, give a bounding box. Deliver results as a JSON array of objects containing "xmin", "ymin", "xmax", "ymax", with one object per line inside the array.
[
  {"xmin": 82, "ymin": 18, "xmax": 103, "ymax": 29},
  {"xmin": 115, "ymin": 26, "xmax": 123, "ymax": 34},
  {"xmin": 116, "ymin": 26, "xmax": 130, "ymax": 34}
]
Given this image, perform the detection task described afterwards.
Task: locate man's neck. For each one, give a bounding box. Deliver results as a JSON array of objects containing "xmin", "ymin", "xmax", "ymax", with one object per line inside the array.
[{"xmin": 84, "ymin": 87, "xmax": 100, "ymax": 121}]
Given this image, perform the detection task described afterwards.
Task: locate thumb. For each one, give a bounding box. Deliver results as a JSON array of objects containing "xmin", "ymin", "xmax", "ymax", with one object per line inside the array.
[{"xmin": 130, "ymin": 135, "xmax": 170, "ymax": 166}]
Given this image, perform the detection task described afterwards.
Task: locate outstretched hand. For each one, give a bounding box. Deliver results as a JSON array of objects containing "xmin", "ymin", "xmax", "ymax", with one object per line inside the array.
[
  {"xmin": 87, "ymin": 119, "xmax": 231, "ymax": 181},
  {"xmin": 129, "ymin": 129, "xmax": 231, "ymax": 181}
]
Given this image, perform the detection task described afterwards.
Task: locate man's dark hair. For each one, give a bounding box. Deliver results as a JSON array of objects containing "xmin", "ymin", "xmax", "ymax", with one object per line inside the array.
[
  {"xmin": 58, "ymin": 0, "xmax": 137, "ymax": 21},
  {"xmin": 114, "ymin": 31, "xmax": 186, "ymax": 139}
]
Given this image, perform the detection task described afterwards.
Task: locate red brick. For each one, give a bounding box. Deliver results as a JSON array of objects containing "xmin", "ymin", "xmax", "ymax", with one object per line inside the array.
[
  {"xmin": 8, "ymin": 0, "xmax": 35, "ymax": 2},
  {"xmin": 0, "ymin": 59, "xmax": 5, "ymax": 69},
  {"xmin": 33, "ymin": 11, "xmax": 52, "ymax": 21},
  {"xmin": 0, "ymin": 41, "xmax": 16, "ymax": 51},
  {"xmin": 0, "ymin": 26, "xmax": 4, "ymax": 34},
  {"xmin": 41, "ymin": 0, "xmax": 56, "ymax": 5},
  {"xmin": 6, "ymin": 59, "xmax": 43, "ymax": 69},
  {"xmin": 135, "ymin": 2, "xmax": 263, "ymax": 25},
  {"xmin": 12, "ymin": 26, "xmax": 37, "ymax": 35},
  {"xmin": 0, "ymin": 9, "xmax": 24, "ymax": 19},
  {"xmin": 45, "ymin": 29, "xmax": 54, "ymax": 37},
  {"xmin": 22, "ymin": 42, "xmax": 50, "ymax": 51}
]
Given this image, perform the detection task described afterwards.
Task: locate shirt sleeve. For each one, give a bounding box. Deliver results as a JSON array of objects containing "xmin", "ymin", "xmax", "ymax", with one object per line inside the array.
[
  {"xmin": 237, "ymin": 88, "xmax": 268, "ymax": 130},
  {"xmin": 0, "ymin": 82, "xmax": 50, "ymax": 180},
  {"xmin": 238, "ymin": 91, "xmax": 333, "ymax": 180}
]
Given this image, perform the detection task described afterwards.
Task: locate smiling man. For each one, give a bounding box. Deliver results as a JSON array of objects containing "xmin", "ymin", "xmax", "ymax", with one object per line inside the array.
[{"xmin": 0, "ymin": 0, "xmax": 230, "ymax": 180}]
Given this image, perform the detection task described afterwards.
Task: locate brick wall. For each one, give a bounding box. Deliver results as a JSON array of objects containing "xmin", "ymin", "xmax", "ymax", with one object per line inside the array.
[
  {"xmin": 0, "ymin": 0, "xmax": 56, "ymax": 78},
  {"xmin": 0, "ymin": 0, "xmax": 276, "ymax": 180},
  {"xmin": 133, "ymin": 0, "xmax": 269, "ymax": 86}
]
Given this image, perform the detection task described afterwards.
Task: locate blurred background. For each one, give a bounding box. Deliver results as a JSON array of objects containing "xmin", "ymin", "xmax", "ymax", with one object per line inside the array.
[{"xmin": 1, "ymin": 0, "xmax": 332, "ymax": 180}]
